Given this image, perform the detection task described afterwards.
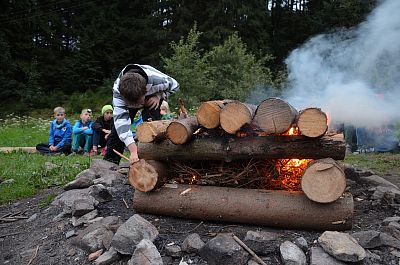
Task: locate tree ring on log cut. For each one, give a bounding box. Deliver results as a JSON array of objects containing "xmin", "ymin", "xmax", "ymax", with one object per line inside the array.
[
  {"xmin": 220, "ymin": 101, "xmax": 254, "ymax": 134},
  {"xmin": 301, "ymin": 158, "xmax": 346, "ymax": 203},
  {"xmin": 297, "ymin": 108, "xmax": 328, "ymax": 138},
  {"xmin": 196, "ymin": 101, "xmax": 223, "ymax": 129},
  {"xmin": 254, "ymin": 98, "xmax": 298, "ymax": 134},
  {"xmin": 128, "ymin": 159, "xmax": 158, "ymax": 192},
  {"xmin": 167, "ymin": 122, "xmax": 190, "ymax": 145}
]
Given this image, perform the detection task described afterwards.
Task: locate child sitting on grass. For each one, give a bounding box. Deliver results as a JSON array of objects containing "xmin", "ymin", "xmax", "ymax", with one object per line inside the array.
[
  {"xmin": 72, "ymin": 108, "xmax": 93, "ymax": 156},
  {"xmin": 160, "ymin": 101, "xmax": 174, "ymax": 120},
  {"xmin": 91, "ymin": 105, "xmax": 113, "ymax": 156},
  {"xmin": 36, "ymin": 106, "xmax": 72, "ymax": 155}
]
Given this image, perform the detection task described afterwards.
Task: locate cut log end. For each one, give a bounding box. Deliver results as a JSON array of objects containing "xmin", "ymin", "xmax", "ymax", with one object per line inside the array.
[
  {"xmin": 167, "ymin": 122, "xmax": 189, "ymax": 144},
  {"xmin": 220, "ymin": 102, "xmax": 254, "ymax": 134},
  {"xmin": 297, "ymin": 108, "xmax": 328, "ymax": 138},
  {"xmin": 136, "ymin": 120, "xmax": 171, "ymax": 143},
  {"xmin": 255, "ymin": 98, "xmax": 298, "ymax": 134},
  {"xmin": 301, "ymin": 158, "xmax": 346, "ymax": 203},
  {"xmin": 196, "ymin": 101, "xmax": 223, "ymax": 129},
  {"xmin": 128, "ymin": 159, "xmax": 168, "ymax": 192}
]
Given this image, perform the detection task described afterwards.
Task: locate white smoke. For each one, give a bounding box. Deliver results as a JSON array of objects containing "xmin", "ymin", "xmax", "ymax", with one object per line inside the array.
[{"xmin": 284, "ymin": 0, "xmax": 400, "ymax": 128}]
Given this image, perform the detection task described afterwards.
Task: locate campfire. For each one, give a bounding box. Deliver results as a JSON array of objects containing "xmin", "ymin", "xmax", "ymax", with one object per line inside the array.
[{"xmin": 129, "ymin": 98, "xmax": 352, "ymax": 230}]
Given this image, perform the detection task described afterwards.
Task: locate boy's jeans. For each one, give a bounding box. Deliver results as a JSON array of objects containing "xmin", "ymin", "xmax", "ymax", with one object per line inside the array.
[{"xmin": 72, "ymin": 133, "xmax": 93, "ymax": 153}]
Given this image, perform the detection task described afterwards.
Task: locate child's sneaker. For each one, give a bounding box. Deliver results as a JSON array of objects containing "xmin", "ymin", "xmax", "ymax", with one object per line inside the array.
[{"xmin": 88, "ymin": 150, "xmax": 97, "ymax": 156}]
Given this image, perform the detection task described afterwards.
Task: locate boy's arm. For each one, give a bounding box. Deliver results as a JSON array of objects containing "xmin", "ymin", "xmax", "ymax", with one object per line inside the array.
[
  {"xmin": 113, "ymin": 104, "xmax": 135, "ymax": 147},
  {"xmin": 56, "ymin": 123, "xmax": 72, "ymax": 149},
  {"xmin": 48, "ymin": 122, "xmax": 55, "ymax": 146},
  {"xmin": 72, "ymin": 121, "xmax": 84, "ymax": 134},
  {"xmin": 83, "ymin": 122, "xmax": 93, "ymax": 135}
]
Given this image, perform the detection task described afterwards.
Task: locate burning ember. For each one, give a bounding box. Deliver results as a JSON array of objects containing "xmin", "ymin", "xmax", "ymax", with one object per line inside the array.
[
  {"xmin": 269, "ymin": 127, "xmax": 313, "ymax": 191},
  {"xmin": 170, "ymin": 127, "xmax": 313, "ymax": 191}
]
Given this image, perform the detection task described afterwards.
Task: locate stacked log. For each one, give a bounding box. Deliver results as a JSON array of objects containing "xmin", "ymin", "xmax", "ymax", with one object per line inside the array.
[{"xmin": 131, "ymin": 97, "xmax": 351, "ymax": 230}]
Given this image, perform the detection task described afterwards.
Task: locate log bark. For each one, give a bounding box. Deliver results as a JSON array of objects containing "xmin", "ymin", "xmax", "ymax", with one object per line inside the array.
[
  {"xmin": 0, "ymin": 147, "xmax": 37, "ymax": 153},
  {"xmin": 254, "ymin": 98, "xmax": 298, "ymax": 134},
  {"xmin": 128, "ymin": 159, "xmax": 168, "ymax": 192},
  {"xmin": 196, "ymin": 100, "xmax": 226, "ymax": 129},
  {"xmin": 220, "ymin": 101, "xmax": 257, "ymax": 134},
  {"xmin": 133, "ymin": 184, "xmax": 353, "ymax": 230},
  {"xmin": 166, "ymin": 117, "xmax": 199, "ymax": 145},
  {"xmin": 136, "ymin": 120, "xmax": 171, "ymax": 143},
  {"xmin": 138, "ymin": 133, "xmax": 346, "ymax": 161},
  {"xmin": 301, "ymin": 158, "xmax": 346, "ymax": 203},
  {"xmin": 297, "ymin": 108, "xmax": 328, "ymax": 138}
]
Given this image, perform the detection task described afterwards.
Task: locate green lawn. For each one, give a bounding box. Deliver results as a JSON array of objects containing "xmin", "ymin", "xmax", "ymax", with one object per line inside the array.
[
  {"xmin": 344, "ymin": 152, "xmax": 400, "ymax": 176},
  {"xmin": 0, "ymin": 115, "xmax": 92, "ymax": 204}
]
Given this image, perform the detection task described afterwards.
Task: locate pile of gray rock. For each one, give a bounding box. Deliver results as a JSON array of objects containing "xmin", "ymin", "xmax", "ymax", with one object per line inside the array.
[{"xmin": 49, "ymin": 159, "xmax": 400, "ymax": 265}]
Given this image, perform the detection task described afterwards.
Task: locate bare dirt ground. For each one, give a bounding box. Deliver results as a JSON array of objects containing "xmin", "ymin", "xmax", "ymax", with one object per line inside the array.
[{"xmin": 0, "ymin": 166, "xmax": 399, "ymax": 265}]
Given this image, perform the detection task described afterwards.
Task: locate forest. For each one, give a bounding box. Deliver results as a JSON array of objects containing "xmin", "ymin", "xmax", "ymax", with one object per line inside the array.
[{"xmin": 0, "ymin": 0, "xmax": 377, "ymax": 114}]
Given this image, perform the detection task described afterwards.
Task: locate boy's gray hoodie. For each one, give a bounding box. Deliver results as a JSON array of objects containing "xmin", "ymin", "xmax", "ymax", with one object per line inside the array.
[{"xmin": 112, "ymin": 64, "xmax": 179, "ymax": 146}]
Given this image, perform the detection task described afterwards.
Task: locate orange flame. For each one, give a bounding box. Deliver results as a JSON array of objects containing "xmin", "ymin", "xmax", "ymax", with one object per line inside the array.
[{"xmin": 272, "ymin": 127, "xmax": 313, "ymax": 191}]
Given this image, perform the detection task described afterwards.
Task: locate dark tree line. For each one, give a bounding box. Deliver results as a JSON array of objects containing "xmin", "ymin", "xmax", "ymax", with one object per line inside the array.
[{"xmin": 0, "ymin": 0, "xmax": 376, "ymax": 111}]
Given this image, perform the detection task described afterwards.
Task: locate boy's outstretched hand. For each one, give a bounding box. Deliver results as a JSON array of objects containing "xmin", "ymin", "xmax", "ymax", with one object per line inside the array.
[
  {"xmin": 145, "ymin": 95, "xmax": 160, "ymax": 110},
  {"xmin": 127, "ymin": 142, "xmax": 139, "ymax": 165}
]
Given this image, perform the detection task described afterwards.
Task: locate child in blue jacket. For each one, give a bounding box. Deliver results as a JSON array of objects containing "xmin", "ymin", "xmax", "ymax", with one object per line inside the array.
[
  {"xmin": 72, "ymin": 108, "xmax": 94, "ymax": 155},
  {"xmin": 36, "ymin": 107, "xmax": 72, "ymax": 155}
]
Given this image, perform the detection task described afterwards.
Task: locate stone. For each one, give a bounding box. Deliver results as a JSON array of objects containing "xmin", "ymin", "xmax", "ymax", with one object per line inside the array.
[
  {"xmin": 71, "ymin": 199, "xmax": 95, "ymax": 217},
  {"xmin": 383, "ymin": 216, "xmax": 400, "ymax": 225},
  {"xmin": 128, "ymin": 239, "xmax": 163, "ymax": 265},
  {"xmin": 94, "ymin": 247, "xmax": 120, "ymax": 265},
  {"xmin": 199, "ymin": 233, "xmax": 249, "ymax": 265},
  {"xmin": 294, "ymin": 237, "xmax": 308, "ymax": 252},
  {"xmin": 310, "ymin": 246, "xmax": 346, "ymax": 265},
  {"xmin": 71, "ymin": 209, "xmax": 98, "ymax": 226},
  {"xmin": 90, "ymin": 159, "xmax": 118, "ymax": 173},
  {"xmin": 66, "ymin": 230, "xmax": 77, "ymax": 239},
  {"xmin": 181, "ymin": 233, "xmax": 205, "ymax": 254},
  {"xmin": 111, "ymin": 214, "xmax": 159, "ymax": 255},
  {"xmin": 165, "ymin": 244, "xmax": 182, "ymax": 257},
  {"xmin": 243, "ymin": 230, "xmax": 279, "ymax": 255},
  {"xmin": 361, "ymin": 175, "xmax": 399, "ymax": 189},
  {"xmin": 64, "ymin": 169, "xmax": 96, "ymax": 190},
  {"xmin": 351, "ymin": 230, "xmax": 382, "ymax": 249},
  {"xmin": 318, "ymin": 231, "xmax": 366, "ymax": 262},
  {"xmin": 279, "ymin": 240, "xmax": 306, "ymax": 265}
]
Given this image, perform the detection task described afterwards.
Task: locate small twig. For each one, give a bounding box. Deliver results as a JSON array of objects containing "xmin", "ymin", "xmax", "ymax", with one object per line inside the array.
[
  {"xmin": 27, "ymin": 245, "xmax": 40, "ymax": 265},
  {"xmin": 164, "ymin": 221, "xmax": 204, "ymax": 234},
  {"xmin": 113, "ymin": 149, "xmax": 130, "ymax": 162},
  {"xmin": 0, "ymin": 231, "xmax": 22, "ymax": 238},
  {"xmin": 0, "ymin": 218, "xmax": 18, "ymax": 222},
  {"xmin": 122, "ymin": 198, "xmax": 129, "ymax": 209},
  {"xmin": 232, "ymin": 234, "xmax": 267, "ymax": 265}
]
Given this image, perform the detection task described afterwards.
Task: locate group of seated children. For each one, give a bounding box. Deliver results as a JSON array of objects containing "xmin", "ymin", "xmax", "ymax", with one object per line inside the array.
[
  {"xmin": 36, "ymin": 105, "xmax": 113, "ymax": 156},
  {"xmin": 36, "ymin": 102, "xmax": 174, "ymax": 156}
]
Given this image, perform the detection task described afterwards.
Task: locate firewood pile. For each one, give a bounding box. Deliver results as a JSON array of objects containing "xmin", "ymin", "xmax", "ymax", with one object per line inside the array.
[{"xmin": 131, "ymin": 98, "xmax": 353, "ymax": 230}]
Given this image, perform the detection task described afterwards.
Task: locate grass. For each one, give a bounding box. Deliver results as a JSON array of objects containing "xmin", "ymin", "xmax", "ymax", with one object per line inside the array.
[
  {"xmin": 344, "ymin": 152, "xmax": 400, "ymax": 176},
  {"xmin": 0, "ymin": 115, "xmax": 92, "ymax": 204}
]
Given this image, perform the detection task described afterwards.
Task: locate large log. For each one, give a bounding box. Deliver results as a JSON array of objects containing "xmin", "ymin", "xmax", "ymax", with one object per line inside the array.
[
  {"xmin": 133, "ymin": 184, "xmax": 353, "ymax": 230},
  {"xmin": 166, "ymin": 117, "xmax": 199, "ymax": 145},
  {"xmin": 136, "ymin": 120, "xmax": 171, "ymax": 143},
  {"xmin": 220, "ymin": 101, "xmax": 257, "ymax": 134},
  {"xmin": 128, "ymin": 159, "xmax": 168, "ymax": 192},
  {"xmin": 0, "ymin": 147, "xmax": 37, "ymax": 153},
  {"xmin": 297, "ymin": 108, "xmax": 328, "ymax": 138},
  {"xmin": 196, "ymin": 100, "xmax": 226, "ymax": 129},
  {"xmin": 138, "ymin": 133, "xmax": 346, "ymax": 161},
  {"xmin": 254, "ymin": 98, "xmax": 298, "ymax": 134},
  {"xmin": 301, "ymin": 158, "xmax": 346, "ymax": 203}
]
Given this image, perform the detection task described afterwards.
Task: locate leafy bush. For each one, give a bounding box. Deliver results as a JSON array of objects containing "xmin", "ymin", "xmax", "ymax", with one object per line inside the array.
[{"xmin": 163, "ymin": 26, "xmax": 274, "ymax": 109}]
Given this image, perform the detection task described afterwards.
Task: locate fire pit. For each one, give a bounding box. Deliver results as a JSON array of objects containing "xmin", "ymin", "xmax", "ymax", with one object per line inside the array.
[{"xmin": 131, "ymin": 98, "xmax": 352, "ymax": 231}]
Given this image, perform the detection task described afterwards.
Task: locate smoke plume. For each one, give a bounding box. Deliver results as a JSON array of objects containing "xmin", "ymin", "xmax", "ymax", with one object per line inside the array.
[{"xmin": 284, "ymin": 0, "xmax": 400, "ymax": 128}]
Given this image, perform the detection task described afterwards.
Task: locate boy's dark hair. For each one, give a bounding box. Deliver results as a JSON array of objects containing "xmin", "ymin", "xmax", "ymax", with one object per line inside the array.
[{"xmin": 119, "ymin": 72, "xmax": 147, "ymax": 104}]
